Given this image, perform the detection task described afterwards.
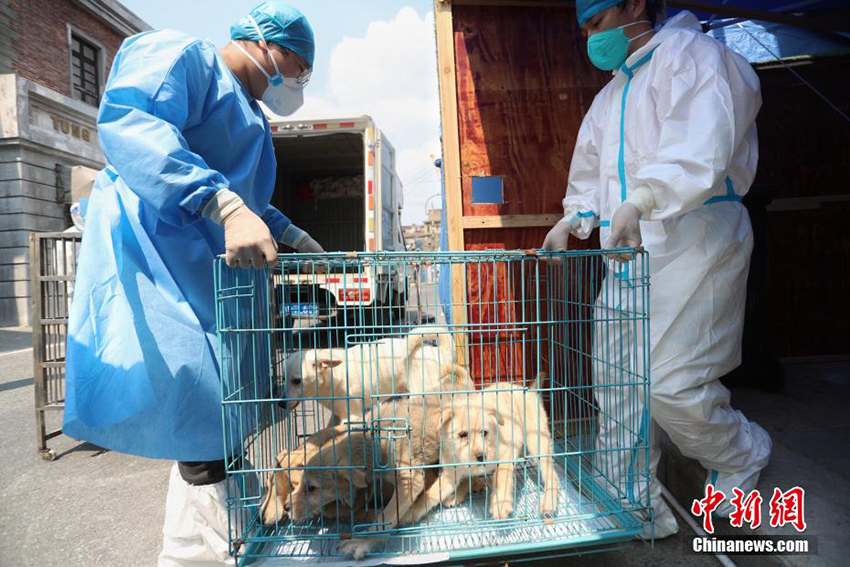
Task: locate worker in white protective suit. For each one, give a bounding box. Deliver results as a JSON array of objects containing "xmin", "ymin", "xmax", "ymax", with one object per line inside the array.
[{"xmin": 543, "ymin": 0, "xmax": 772, "ymax": 538}]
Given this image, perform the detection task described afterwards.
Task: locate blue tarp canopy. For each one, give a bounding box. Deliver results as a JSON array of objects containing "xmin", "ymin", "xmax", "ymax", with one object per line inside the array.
[
  {"xmin": 667, "ymin": 0, "xmax": 850, "ymax": 62},
  {"xmin": 667, "ymin": 0, "xmax": 849, "ymax": 20}
]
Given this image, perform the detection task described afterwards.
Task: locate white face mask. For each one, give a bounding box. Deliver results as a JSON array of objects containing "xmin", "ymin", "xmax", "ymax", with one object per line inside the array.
[{"xmin": 232, "ymin": 16, "xmax": 304, "ymax": 116}]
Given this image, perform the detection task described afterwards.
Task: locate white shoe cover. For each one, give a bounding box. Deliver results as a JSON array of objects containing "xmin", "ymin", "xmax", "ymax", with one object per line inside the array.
[
  {"xmin": 706, "ymin": 422, "xmax": 772, "ymax": 518},
  {"xmin": 158, "ymin": 463, "xmax": 235, "ymax": 567}
]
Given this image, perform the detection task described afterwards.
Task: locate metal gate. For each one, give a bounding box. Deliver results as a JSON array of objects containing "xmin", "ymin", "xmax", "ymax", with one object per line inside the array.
[{"xmin": 30, "ymin": 232, "xmax": 81, "ymax": 461}]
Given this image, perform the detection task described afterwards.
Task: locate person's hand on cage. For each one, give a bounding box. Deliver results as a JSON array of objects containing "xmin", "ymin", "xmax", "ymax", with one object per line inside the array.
[
  {"xmin": 295, "ymin": 234, "xmax": 324, "ymax": 254},
  {"xmin": 605, "ymin": 203, "xmax": 642, "ymax": 263},
  {"xmin": 222, "ymin": 204, "xmax": 279, "ymax": 269},
  {"xmin": 541, "ymin": 216, "xmax": 577, "ymax": 263},
  {"xmin": 606, "ymin": 186, "xmax": 655, "ymax": 263}
]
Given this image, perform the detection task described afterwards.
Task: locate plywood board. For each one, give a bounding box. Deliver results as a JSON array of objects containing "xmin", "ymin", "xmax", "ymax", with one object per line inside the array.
[
  {"xmin": 436, "ymin": 0, "xmax": 470, "ymax": 358},
  {"xmin": 452, "ymin": 4, "xmax": 610, "ymax": 224},
  {"xmin": 449, "ymin": 4, "xmax": 610, "ymax": 406}
]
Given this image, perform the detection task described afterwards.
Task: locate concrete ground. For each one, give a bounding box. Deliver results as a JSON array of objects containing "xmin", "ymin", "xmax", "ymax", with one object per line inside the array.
[
  {"xmin": 0, "ymin": 326, "xmax": 171, "ymax": 566},
  {"xmin": 660, "ymin": 360, "xmax": 850, "ymax": 567}
]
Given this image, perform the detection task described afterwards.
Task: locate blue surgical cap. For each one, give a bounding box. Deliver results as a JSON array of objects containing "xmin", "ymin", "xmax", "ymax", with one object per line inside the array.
[
  {"xmin": 231, "ymin": 1, "xmax": 315, "ymax": 69},
  {"xmin": 576, "ymin": 0, "xmax": 625, "ymax": 27}
]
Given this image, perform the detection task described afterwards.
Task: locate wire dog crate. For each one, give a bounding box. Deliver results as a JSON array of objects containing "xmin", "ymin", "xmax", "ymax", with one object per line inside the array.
[
  {"xmin": 215, "ymin": 250, "xmax": 651, "ymax": 564},
  {"xmin": 30, "ymin": 232, "xmax": 81, "ymax": 461}
]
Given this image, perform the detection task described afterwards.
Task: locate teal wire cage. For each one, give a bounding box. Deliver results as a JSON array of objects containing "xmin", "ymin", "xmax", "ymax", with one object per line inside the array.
[{"xmin": 214, "ymin": 249, "xmax": 651, "ymax": 565}]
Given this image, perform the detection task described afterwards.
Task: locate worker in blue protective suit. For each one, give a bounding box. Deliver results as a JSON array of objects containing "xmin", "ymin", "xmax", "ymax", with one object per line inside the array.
[
  {"xmin": 62, "ymin": 2, "xmax": 320, "ymax": 564},
  {"xmin": 543, "ymin": 0, "xmax": 773, "ymax": 539}
]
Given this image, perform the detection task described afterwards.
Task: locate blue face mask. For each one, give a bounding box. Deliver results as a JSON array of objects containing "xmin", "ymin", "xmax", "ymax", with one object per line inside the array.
[{"xmin": 587, "ymin": 20, "xmax": 652, "ymax": 71}]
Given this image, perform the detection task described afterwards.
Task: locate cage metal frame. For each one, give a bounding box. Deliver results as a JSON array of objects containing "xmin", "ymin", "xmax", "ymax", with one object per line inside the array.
[
  {"xmin": 30, "ymin": 232, "xmax": 81, "ymax": 461},
  {"xmin": 215, "ymin": 249, "xmax": 651, "ymax": 564}
]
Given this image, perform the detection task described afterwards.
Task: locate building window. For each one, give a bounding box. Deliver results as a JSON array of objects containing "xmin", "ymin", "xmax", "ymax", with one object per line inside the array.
[{"xmin": 71, "ymin": 34, "xmax": 100, "ymax": 106}]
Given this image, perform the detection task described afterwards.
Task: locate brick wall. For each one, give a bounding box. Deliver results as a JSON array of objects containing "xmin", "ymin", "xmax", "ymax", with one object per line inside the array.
[{"xmin": 8, "ymin": 0, "xmax": 125, "ymax": 101}]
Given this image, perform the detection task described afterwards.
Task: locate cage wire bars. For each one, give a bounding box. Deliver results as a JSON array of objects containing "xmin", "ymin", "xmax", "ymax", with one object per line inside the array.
[{"xmin": 214, "ymin": 249, "xmax": 651, "ymax": 564}]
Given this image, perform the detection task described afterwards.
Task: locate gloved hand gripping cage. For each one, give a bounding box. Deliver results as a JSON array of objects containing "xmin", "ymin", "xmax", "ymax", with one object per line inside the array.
[{"xmin": 214, "ymin": 249, "xmax": 651, "ymax": 564}]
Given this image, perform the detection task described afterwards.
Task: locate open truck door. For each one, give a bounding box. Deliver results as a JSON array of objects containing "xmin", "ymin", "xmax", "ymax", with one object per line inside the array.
[{"xmin": 267, "ymin": 116, "xmax": 408, "ymax": 329}]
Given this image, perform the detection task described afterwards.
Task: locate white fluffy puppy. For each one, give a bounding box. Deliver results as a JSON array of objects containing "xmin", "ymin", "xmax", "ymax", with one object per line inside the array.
[
  {"xmin": 400, "ymin": 378, "xmax": 559, "ymax": 525},
  {"xmin": 481, "ymin": 380, "xmax": 559, "ymax": 521},
  {"xmin": 284, "ymin": 326, "xmax": 468, "ymax": 421}
]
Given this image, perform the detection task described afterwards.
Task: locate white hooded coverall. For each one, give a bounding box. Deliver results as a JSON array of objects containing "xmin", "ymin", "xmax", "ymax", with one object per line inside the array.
[{"xmin": 565, "ymin": 12, "xmax": 773, "ymax": 536}]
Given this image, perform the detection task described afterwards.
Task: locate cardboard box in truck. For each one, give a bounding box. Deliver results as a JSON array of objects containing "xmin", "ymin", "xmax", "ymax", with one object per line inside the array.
[{"xmin": 268, "ymin": 116, "xmax": 406, "ymax": 317}]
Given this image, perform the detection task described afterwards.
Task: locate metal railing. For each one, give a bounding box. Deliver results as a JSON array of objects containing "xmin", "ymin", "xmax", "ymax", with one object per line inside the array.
[{"xmin": 30, "ymin": 232, "xmax": 81, "ymax": 461}]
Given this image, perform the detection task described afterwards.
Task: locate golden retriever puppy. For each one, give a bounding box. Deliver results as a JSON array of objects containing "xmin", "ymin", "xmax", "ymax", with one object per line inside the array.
[
  {"xmin": 338, "ymin": 369, "xmax": 501, "ymax": 559},
  {"xmin": 400, "ymin": 379, "xmax": 559, "ymax": 526},
  {"xmin": 482, "ymin": 381, "xmax": 559, "ymax": 522},
  {"xmin": 281, "ymin": 423, "xmax": 444, "ymax": 529},
  {"xmin": 287, "ymin": 428, "xmax": 382, "ymax": 526},
  {"xmin": 261, "ymin": 424, "xmax": 376, "ymax": 526}
]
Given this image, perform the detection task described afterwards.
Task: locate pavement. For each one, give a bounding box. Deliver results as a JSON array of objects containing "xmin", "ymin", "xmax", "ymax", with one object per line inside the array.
[
  {"xmin": 659, "ymin": 360, "xmax": 850, "ymax": 567},
  {"xmin": 0, "ymin": 326, "xmax": 171, "ymax": 566}
]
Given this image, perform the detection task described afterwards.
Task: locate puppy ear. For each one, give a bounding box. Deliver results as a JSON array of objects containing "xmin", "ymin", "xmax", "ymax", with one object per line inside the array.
[
  {"xmin": 348, "ymin": 467, "xmax": 368, "ymax": 490},
  {"xmin": 339, "ymin": 468, "xmax": 367, "ymax": 508},
  {"xmin": 439, "ymin": 405, "xmax": 455, "ymax": 428},
  {"xmin": 340, "ymin": 485, "xmax": 355, "ymax": 508},
  {"xmin": 489, "ymin": 408, "xmax": 505, "ymax": 427},
  {"xmin": 318, "ymin": 358, "xmax": 343, "ymax": 369}
]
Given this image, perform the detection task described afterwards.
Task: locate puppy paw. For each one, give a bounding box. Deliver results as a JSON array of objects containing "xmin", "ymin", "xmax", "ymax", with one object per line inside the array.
[
  {"xmin": 540, "ymin": 488, "xmax": 559, "ymax": 518},
  {"xmin": 490, "ymin": 497, "xmax": 513, "ymax": 520},
  {"xmin": 338, "ymin": 538, "xmax": 376, "ymax": 560},
  {"xmin": 441, "ymin": 487, "xmax": 467, "ymax": 508}
]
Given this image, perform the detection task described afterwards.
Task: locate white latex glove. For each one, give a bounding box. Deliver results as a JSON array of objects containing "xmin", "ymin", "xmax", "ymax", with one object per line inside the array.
[
  {"xmin": 222, "ymin": 204, "xmax": 279, "ymax": 269},
  {"xmin": 606, "ymin": 185, "xmax": 656, "ymax": 263},
  {"xmin": 605, "ymin": 203, "xmax": 642, "ymax": 263},
  {"xmin": 542, "ymin": 217, "xmax": 577, "ymax": 252},
  {"xmin": 290, "ymin": 233, "xmax": 326, "ymax": 273}
]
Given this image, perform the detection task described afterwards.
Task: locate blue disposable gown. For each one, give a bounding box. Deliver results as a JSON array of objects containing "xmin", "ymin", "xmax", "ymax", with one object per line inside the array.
[{"xmin": 63, "ymin": 30, "xmax": 291, "ymax": 461}]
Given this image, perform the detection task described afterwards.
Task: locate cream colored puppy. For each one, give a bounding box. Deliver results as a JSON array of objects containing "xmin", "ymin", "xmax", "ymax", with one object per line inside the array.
[
  {"xmin": 284, "ymin": 326, "xmax": 466, "ymax": 422},
  {"xmin": 482, "ymin": 381, "xmax": 559, "ymax": 521},
  {"xmin": 260, "ymin": 424, "xmax": 391, "ymax": 526},
  {"xmin": 339, "ymin": 369, "xmax": 500, "ymax": 560},
  {"xmin": 401, "ymin": 379, "xmax": 559, "ymax": 525}
]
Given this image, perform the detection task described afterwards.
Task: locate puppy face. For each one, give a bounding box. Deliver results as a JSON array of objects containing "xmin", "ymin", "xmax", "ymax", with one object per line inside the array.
[
  {"xmin": 440, "ymin": 403, "xmax": 502, "ymax": 477},
  {"xmin": 262, "ymin": 425, "xmax": 360, "ymax": 526},
  {"xmin": 288, "ymin": 441, "xmax": 368, "ymax": 524},
  {"xmin": 261, "ymin": 467, "xmax": 298, "ymax": 525},
  {"xmin": 283, "ymin": 352, "xmax": 341, "ymax": 408}
]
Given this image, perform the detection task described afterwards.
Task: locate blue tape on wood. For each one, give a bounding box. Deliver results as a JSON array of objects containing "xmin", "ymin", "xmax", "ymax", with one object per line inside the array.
[{"xmin": 471, "ymin": 176, "xmax": 504, "ymax": 204}]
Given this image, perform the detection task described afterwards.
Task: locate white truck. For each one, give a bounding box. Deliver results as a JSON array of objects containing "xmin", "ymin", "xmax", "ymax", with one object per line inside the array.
[{"xmin": 268, "ymin": 116, "xmax": 407, "ymax": 321}]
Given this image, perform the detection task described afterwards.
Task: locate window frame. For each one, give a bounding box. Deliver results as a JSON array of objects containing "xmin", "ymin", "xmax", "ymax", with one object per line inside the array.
[{"xmin": 67, "ymin": 26, "xmax": 106, "ymax": 106}]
